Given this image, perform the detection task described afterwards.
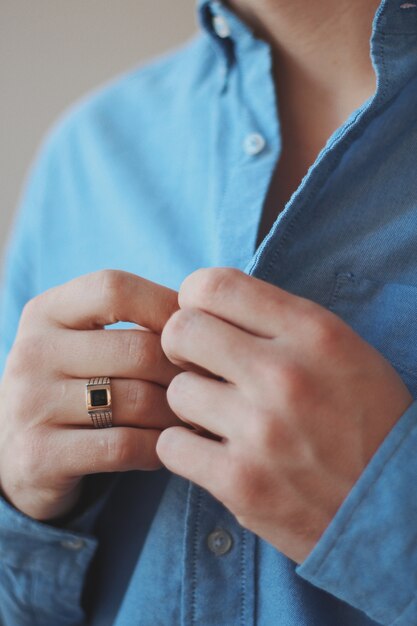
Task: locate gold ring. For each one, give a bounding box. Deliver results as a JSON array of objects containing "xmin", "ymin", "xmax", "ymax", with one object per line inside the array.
[{"xmin": 86, "ymin": 377, "xmax": 113, "ymax": 428}]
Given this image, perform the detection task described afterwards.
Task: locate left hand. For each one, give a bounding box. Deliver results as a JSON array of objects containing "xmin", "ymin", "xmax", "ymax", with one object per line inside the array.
[{"xmin": 157, "ymin": 268, "xmax": 413, "ymax": 563}]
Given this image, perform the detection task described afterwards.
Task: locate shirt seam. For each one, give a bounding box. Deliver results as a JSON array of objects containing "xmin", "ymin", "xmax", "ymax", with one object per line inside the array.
[
  {"xmin": 240, "ymin": 528, "xmax": 246, "ymax": 626},
  {"xmin": 381, "ymin": 30, "xmax": 417, "ymax": 36},
  {"xmin": 190, "ymin": 486, "xmax": 203, "ymax": 626}
]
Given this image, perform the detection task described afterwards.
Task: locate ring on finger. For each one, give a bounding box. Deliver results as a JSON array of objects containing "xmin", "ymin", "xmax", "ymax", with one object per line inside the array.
[{"xmin": 86, "ymin": 377, "xmax": 113, "ymax": 428}]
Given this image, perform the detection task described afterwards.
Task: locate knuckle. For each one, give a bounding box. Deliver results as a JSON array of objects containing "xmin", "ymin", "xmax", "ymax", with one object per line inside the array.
[
  {"xmin": 242, "ymin": 396, "xmax": 289, "ymax": 453},
  {"xmin": 20, "ymin": 298, "xmax": 36, "ymax": 324},
  {"xmin": 105, "ymin": 430, "xmax": 134, "ymax": 466},
  {"xmin": 249, "ymin": 344, "xmax": 275, "ymax": 382},
  {"xmin": 245, "ymin": 344, "xmax": 283, "ymax": 394},
  {"xmin": 224, "ymin": 455, "xmax": 262, "ymax": 513},
  {"xmin": 181, "ymin": 267, "xmax": 241, "ymax": 308},
  {"xmin": 261, "ymin": 361, "xmax": 309, "ymax": 416},
  {"xmin": 104, "ymin": 430, "xmax": 160, "ymax": 470},
  {"xmin": 125, "ymin": 331, "xmax": 147, "ymax": 365},
  {"xmin": 125, "ymin": 380, "xmax": 142, "ymax": 414},
  {"xmin": 277, "ymin": 362, "xmax": 308, "ymax": 404},
  {"xmin": 162, "ymin": 309, "xmax": 199, "ymax": 355},
  {"xmin": 250, "ymin": 408, "xmax": 280, "ymax": 447},
  {"xmin": 126, "ymin": 380, "xmax": 150, "ymax": 415},
  {"xmin": 308, "ymin": 311, "xmax": 342, "ymax": 354},
  {"xmin": 141, "ymin": 334, "xmax": 161, "ymax": 372},
  {"xmin": 96, "ymin": 269, "xmax": 127, "ymax": 321},
  {"xmin": 20, "ymin": 295, "xmax": 44, "ymax": 326},
  {"xmin": 256, "ymin": 412, "xmax": 291, "ymax": 457},
  {"xmin": 248, "ymin": 350, "xmax": 310, "ymax": 414},
  {"xmin": 121, "ymin": 331, "xmax": 159, "ymax": 374},
  {"xmin": 166, "ymin": 372, "xmax": 190, "ymax": 410}
]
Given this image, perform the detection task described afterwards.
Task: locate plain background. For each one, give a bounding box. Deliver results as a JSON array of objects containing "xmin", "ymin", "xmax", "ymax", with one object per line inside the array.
[{"xmin": 0, "ymin": 1, "xmax": 197, "ymax": 255}]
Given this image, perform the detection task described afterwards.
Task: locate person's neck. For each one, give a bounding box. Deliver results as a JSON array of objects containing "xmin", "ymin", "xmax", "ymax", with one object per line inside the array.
[{"xmin": 225, "ymin": 0, "xmax": 380, "ymax": 125}]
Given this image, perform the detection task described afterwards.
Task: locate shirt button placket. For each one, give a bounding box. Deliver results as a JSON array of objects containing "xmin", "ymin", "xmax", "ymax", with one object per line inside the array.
[{"xmin": 182, "ymin": 487, "xmax": 255, "ymax": 626}]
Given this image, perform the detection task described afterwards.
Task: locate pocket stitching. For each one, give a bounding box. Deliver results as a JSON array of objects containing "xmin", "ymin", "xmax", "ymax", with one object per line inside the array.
[
  {"xmin": 328, "ymin": 271, "xmax": 417, "ymax": 379},
  {"xmin": 327, "ymin": 271, "xmax": 355, "ymax": 312}
]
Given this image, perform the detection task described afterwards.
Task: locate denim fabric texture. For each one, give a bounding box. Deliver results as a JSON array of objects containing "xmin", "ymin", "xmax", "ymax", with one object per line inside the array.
[{"xmin": 1, "ymin": 0, "xmax": 417, "ymax": 623}]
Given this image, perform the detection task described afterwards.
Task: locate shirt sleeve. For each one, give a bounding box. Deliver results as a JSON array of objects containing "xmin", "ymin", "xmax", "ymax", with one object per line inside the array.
[
  {"xmin": 0, "ymin": 489, "xmax": 101, "ymax": 626},
  {"xmin": 0, "ymin": 136, "xmax": 52, "ymax": 378},
  {"xmin": 297, "ymin": 398, "xmax": 417, "ymax": 625},
  {"xmin": 0, "ymin": 134, "xmax": 116, "ymax": 624}
]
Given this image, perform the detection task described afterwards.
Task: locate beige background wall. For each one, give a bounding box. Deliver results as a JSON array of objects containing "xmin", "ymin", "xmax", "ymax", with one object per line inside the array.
[{"xmin": 0, "ymin": 0, "xmax": 197, "ymax": 254}]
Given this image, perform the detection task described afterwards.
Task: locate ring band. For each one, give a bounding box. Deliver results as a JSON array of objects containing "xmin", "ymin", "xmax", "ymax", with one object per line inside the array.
[{"xmin": 86, "ymin": 377, "xmax": 113, "ymax": 428}]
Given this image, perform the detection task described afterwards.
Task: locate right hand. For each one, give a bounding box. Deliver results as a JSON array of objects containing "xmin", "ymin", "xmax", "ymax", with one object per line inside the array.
[{"xmin": 0, "ymin": 270, "xmax": 181, "ymax": 521}]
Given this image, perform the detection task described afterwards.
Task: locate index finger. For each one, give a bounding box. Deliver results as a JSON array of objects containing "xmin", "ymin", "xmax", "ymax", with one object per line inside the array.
[
  {"xmin": 25, "ymin": 270, "xmax": 179, "ymax": 333},
  {"xmin": 178, "ymin": 268, "xmax": 315, "ymax": 338}
]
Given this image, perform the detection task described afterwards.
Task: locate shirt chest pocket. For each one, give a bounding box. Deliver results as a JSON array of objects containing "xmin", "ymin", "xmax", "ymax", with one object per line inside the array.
[{"xmin": 328, "ymin": 272, "xmax": 417, "ymax": 394}]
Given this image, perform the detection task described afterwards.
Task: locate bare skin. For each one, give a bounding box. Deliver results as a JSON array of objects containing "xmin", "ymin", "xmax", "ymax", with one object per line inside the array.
[
  {"xmin": 0, "ymin": 270, "xmax": 181, "ymax": 521},
  {"xmin": 223, "ymin": 0, "xmax": 381, "ymax": 242},
  {"xmin": 226, "ymin": 0, "xmax": 379, "ymax": 101}
]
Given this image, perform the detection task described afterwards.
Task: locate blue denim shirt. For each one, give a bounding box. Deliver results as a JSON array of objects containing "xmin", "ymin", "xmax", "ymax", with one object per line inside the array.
[{"xmin": 2, "ymin": 0, "xmax": 417, "ymax": 624}]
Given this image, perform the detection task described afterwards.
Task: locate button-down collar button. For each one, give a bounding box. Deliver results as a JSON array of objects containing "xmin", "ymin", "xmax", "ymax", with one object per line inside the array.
[
  {"xmin": 207, "ymin": 529, "xmax": 233, "ymax": 556},
  {"xmin": 213, "ymin": 14, "xmax": 231, "ymax": 38},
  {"xmin": 60, "ymin": 538, "xmax": 85, "ymax": 551},
  {"xmin": 244, "ymin": 133, "xmax": 266, "ymax": 156}
]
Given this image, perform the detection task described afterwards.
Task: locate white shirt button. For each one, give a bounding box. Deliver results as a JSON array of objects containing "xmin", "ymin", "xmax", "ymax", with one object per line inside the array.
[
  {"xmin": 244, "ymin": 133, "xmax": 266, "ymax": 156},
  {"xmin": 60, "ymin": 538, "xmax": 85, "ymax": 551},
  {"xmin": 213, "ymin": 15, "xmax": 231, "ymax": 38},
  {"xmin": 207, "ymin": 528, "xmax": 233, "ymax": 556}
]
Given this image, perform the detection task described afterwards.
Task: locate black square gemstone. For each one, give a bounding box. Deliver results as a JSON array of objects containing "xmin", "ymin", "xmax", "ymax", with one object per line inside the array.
[{"xmin": 91, "ymin": 388, "xmax": 109, "ymax": 407}]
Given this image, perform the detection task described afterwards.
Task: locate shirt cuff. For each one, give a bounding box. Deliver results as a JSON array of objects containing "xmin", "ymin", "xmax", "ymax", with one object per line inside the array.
[
  {"xmin": 0, "ymin": 490, "xmax": 100, "ymax": 625},
  {"xmin": 297, "ymin": 399, "xmax": 417, "ymax": 625}
]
